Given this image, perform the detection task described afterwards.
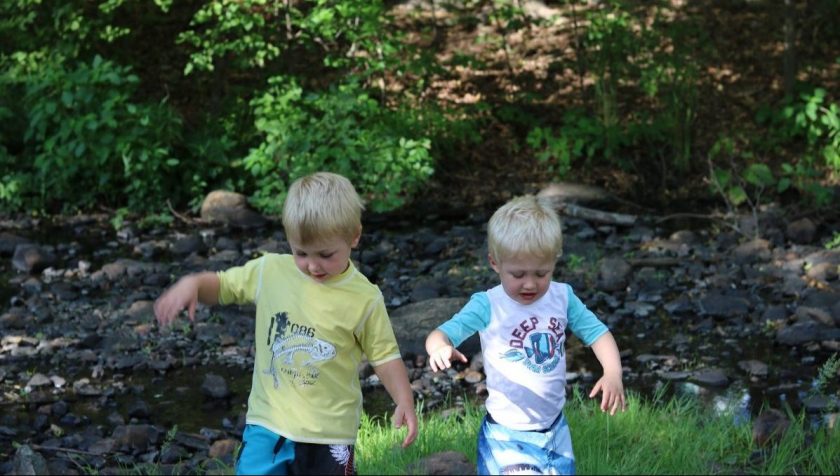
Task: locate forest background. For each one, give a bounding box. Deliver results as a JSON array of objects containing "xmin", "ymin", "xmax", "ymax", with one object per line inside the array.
[{"xmin": 1, "ymin": 0, "xmax": 839, "ymax": 222}]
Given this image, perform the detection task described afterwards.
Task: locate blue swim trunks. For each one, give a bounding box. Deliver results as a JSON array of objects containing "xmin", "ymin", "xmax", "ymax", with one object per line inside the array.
[
  {"xmin": 235, "ymin": 424, "xmax": 355, "ymax": 475},
  {"xmin": 477, "ymin": 412, "xmax": 575, "ymax": 475}
]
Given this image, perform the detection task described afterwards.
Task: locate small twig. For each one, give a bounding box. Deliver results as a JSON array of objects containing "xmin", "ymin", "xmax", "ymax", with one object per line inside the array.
[
  {"xmin": 167, "ymin": 200, "xmax": 196, "ymax": 225},
  {"xmin": 28, "ymin": 444, "xmax": 106, "ymax": 457}
]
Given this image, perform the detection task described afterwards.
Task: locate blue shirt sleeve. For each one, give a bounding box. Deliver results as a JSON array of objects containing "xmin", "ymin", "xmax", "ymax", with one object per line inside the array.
[
  {"xmin": 566, "ymin": 284, "xmax": 608, "ymax": 346},
  {"xmin": 437, "ymin": 292, "xmax": 491, "ymax": 348}
]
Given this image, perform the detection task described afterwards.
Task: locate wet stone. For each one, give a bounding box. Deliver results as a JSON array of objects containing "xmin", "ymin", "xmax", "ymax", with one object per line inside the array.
[
  {"xmin": 201, "ymin": 373, "xmax": 230, "ymax": 399},
  {"xmin": 689, "ymin": 368, "xmax": 729, "ymax": 387}
]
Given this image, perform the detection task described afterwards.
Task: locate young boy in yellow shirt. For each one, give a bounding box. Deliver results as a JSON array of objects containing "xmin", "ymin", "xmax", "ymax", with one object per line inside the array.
[
  {"xmin": 155, "ymin": 172, "xmax": 417, "ymax": 475},
  {"xmin": 426, "ymin": 194, "xmax": 625, "ymax": 475}
]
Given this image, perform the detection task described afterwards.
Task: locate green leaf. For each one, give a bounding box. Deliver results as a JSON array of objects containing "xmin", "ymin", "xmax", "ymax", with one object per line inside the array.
[
  {"xmin": 727, "ymin": 186, "xmax": 747, "ymax": 206},
  {"xmin": 743, "ymin": 163, "xmax": 774, "ymax": 187}
]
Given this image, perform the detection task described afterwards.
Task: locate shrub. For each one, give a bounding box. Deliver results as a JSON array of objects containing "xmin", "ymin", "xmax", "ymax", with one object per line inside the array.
[{"xmin": 243, "ymin": 76, "xmax": 434, "ymax": 214}]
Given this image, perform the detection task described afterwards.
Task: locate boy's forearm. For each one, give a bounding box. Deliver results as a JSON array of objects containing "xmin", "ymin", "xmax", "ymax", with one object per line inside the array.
[
  {"xmin": 590, "ymin": 331, "xmax": 623, "ymax": 378},
  {"xmin": 373, "ymin": 358, "xmax": 415, "ymax": 408},
  {"xmin": 425, "ymin": 329, "xmax": 452, "ymax": 354},
  {"xmin": 192, "ymin": 272, "xmax": 221, "ymax": 306}
]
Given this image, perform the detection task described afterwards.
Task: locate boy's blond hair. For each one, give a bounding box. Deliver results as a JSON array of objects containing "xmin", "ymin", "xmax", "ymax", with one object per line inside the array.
[
  {"xmin": 282, "ymin": 172, "xmax": 364, "ymax": 245},
  {"xmin": 487, "ymin": 194, "xmax": 563, "ymax": 263}
]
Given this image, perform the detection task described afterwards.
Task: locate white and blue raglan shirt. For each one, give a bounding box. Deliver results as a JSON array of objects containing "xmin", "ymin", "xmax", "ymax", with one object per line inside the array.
[{"xmin": 438, "ymin": 282, "xmax": 608, "ymax": 431}]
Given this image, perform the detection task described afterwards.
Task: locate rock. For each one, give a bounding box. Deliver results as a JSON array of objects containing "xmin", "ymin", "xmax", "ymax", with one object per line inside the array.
[
  {"xmin": 776, "ymin": 322, "xmax": 834, "ymax": 345},
  {"xmin": 208, "ymin": 438, "xmax": 239, "ymax": 460},
  {"xmin": 407, "ymin": 450, "xmax": 475, "ymax": 475},
  {"xmin": 112, "ymin": 424, "xmax": 160, "ymax": 453},
  {"xmin": 0, "ymin": 232, "xmax": 31, "ymax": 256},
  {"xmin": 171, "ymin": 234, "xmax": 207, "ymax": 256},
  {"xmin": 597, "ymin": 258, "xmax": 632, "ymax": 292},
  {"xmin": 389, "ymin": 297, "xmax": 474, "ymax": 357},
  {"xmin": 786, "ymin": 218, "xmax": 816, "ymax": 244},
  {"xmin": 11, "ymin": 445, "xmax": 49, "ymax": 475},
  {"xmin": 12, "ymin": 244, "xmax": 56, "ymax": 274},
  {"xmin": 752, "ymin": 408, "xmax": 789, "ymax": 447},
  {"xmin": 729, "ymin": 238, "xmax": 771, "ymax": 263},
  {"xmin": 698, "ymin": 293, "xmax": 750, "ymax": 318},
  {"xmin": 689, "ymin": 368, "xmax": 729, "ymax": 387},
  {"xmin": 200, "ymin": 190, "xmax": 267, "ymax": 228},
  {"xmin": 201, "ymin": 373, "xmax": 230, "ymax": 399},
  {"xmin": 737, "ymin": 360, "xmax": 768, "ymax": 378}
]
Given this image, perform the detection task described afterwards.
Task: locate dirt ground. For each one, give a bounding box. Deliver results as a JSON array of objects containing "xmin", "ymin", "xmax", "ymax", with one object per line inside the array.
[{"xmin": 386, "ymin": 0, "xmax": 840, "ymax": 214}]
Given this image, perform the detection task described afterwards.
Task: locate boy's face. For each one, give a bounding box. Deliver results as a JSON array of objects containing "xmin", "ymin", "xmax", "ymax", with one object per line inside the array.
[
  {"xmin": 489, "ymin": 253, "xmax": 555, "ymax": 305},
  {"xmin": 288, "ymin": 230, "xmax": 360, "ymax": 283}
]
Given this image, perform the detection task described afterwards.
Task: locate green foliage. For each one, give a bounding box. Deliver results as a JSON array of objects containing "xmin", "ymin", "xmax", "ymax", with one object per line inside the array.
[
  {"xmin": 243, "ymin": 76, "xmax": 434, "ymax": 214},
  {"xmin": 826, "ymin": 232, "xmax": 840, "ymax": 250},
  {"xmin": 526, "ymin": 108, "xmax": 624, "ymax": 178},
  {"xmin": 758, "ymin": 87, "xmax": 840, "ymax": 178},
  {"xmin": 178, "ymin": 0, "xmax": 398, "ymax": 77},
  {"xmin": 17, "ymin": 55, "xmax": 182, "ymax": 212}
]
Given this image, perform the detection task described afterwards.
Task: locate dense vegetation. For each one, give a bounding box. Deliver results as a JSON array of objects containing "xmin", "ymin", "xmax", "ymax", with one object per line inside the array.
[{"xmin": 1, "ymin": 0, "xmax": 838, "ymax": 217}]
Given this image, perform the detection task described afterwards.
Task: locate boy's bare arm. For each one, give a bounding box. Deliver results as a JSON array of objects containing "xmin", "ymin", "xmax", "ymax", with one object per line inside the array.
[
  {"xmin": 373, "ymin": 358, "xmax": 418, "ymax": 448},
  {"xmin": 154, "ymin": 272, "xmax": 220, "ymax": 326},
  {"xmin": 588, "ymin": 331, "xmax": 626, "ymax": 415},
  {"xmin": 425, "ymin": 329, "xmax": 467, "ymax": 372}
]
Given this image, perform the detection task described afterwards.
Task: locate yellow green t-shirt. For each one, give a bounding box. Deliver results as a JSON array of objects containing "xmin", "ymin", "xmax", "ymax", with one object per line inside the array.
[{"xmin": 217, "ymin": 253, "xmax": 401, "ymax": 444}]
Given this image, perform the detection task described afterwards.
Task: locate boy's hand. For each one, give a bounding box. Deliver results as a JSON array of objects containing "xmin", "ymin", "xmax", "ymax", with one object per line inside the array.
[
  {"xmin": 428, "ymin": 345, "xmax": 467, "ymax": 372},
  {"xmin": 589, "ymin": 373, "xmax": 626, "ymax": 415},
  {"xmin": 392, "ymin": 402, "xmax": 418, "ymax": 448},
  {"xmin": 154, "ymin": 276, "xmax": 199, "ymax": 326}
]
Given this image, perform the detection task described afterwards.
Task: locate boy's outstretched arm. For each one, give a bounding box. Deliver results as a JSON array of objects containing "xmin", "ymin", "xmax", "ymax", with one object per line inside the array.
[
  {"xmin": 425, "ymin": 329, "xmax": 468, "ymax": 372},
  {"xmin": 373, "ymin": 359, "xmax": 418, "ymax": 448},
  {"xmin": 589, "ymin": 331, "xmax": 626, "ymax": 415},
  {"xmin": 154, "ymin": 272, "xmax": 220, "ymax": 326}
]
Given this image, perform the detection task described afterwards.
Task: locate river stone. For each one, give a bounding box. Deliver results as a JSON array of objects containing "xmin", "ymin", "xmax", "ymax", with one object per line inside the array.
[
  {"xmin": 389, "ymin": 297, "xmax": 473, "ymax": 357},
  {"xmin": 208, "ymin": 438, "xmax": 238, "ymax": 460},
  {"xmin": 776, "ymin": 322, "xmax": 825, "ymax": 345},
  {"xmin": 0, "ymin": 232, "xmax": 30, "ymax": 256},
  {"xmin": 689, "ymin": 368, "xmax": 729, "ymax": 387},
  {"xmin": 698, "ymin": 293, "xmax": 750, "ymax": 318},
  {"xmin": 729, "ymin": 238, "xmax": 771, "ymax": 263},
  {"xmin": 12, "ymin": 244, "xmax": 56, "ymax": 274},
  {"xmin": 738, "ymin": 360, "xmax": 768, "ymax": 378},
  {"xmin": 752, "ymin": 408, "xmax": 789, "ymax": 447},
  {"xmin": 597, "ymin": 258, "xmax": 632, "ymax": 292},
  {"xmin": 200, "ymin": 190, "xmax": 267, "ymax": 228},
  {"xmin": 407, "ymin": 450, "xmax": 475, "ymax": 475},
  {"xmin": 201, "ymin": 373, "xmax": 230, "ymax": 399},
  {"xmin": 11, "ymin": 445, "xmax": 49, "ymax": 476},
  {"xmin": 112, "ymin": 424, "xmax": 161, "ymax": 453},
  {"xmin": 786, "ymin": 218, "xmax": 816, "ymax": 244}
]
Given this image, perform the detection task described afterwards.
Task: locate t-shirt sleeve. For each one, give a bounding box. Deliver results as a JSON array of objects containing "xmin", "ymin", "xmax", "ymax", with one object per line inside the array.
[
  {"xmin": 437, "ymin": 292, "xmax": 491, "ymax": 348},
  {"xmin": 566, "ymin": 284, "xmax": 608, "ymax": 346},
  {"xmin": 356, "ymin": 295, "xmax": 401, "ymax": 366},
  {"xmin": 217, "ymin": 255, "xmax": 266, "ymax": 305}
]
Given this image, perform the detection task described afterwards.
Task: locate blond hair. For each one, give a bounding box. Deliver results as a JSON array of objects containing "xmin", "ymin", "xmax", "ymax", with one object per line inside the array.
[
  {"xmin": 282, "ymin": 172, "xmax": 364, "ymax": 245},
  {"xmin": 487, "ymin": 195, "xmax": 563, "ymax": 262}
]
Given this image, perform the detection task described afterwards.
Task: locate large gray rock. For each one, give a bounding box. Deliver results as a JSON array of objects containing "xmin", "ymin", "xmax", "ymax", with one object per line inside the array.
[
  {"xmin": 200, "ymin": 190, "xmax": 267, "ymax": 228},
  {"xmin": 11, "ymin": 445, "xmax": 49, "ymax": 475},
  {"xmin": 389, "ymin": 297, "xmax": 477, "ymax": 357}
]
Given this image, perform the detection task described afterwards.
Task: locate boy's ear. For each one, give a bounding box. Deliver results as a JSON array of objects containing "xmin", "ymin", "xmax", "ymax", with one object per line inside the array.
[
  {"xmin": 488, "ymin": 253, "xmax": 500, "ymax": 273},
  {"xmin": 350, "ymin": 225, "xmax": 362, "ymax": 248}
]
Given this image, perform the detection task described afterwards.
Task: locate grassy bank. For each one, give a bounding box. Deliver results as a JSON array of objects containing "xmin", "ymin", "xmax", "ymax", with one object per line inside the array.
[{"xmin": 357, "ymin": 388, "xmax": 840, "ymax": 475}]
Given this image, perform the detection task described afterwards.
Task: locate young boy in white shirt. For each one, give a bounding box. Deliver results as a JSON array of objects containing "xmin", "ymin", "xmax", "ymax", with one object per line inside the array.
[
  {"xmin": 426, "ymin": 194, "xmax": 625, "ymax": 475},
  {"xmin": 155, "ymin": 172, "xmax": 417, "ymax": 475}
]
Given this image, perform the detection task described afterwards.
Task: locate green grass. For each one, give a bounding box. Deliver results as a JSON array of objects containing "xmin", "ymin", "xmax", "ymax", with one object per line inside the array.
[{"xmin": 357, "ymin": 387, "xmax": 840, "ymax": 475}]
